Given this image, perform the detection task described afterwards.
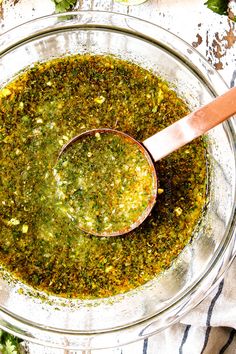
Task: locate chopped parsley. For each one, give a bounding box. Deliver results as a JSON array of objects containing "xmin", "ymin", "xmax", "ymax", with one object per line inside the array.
[{"xmin": 55, "ymin": 131, "xmax": 156, "ymax": 236}]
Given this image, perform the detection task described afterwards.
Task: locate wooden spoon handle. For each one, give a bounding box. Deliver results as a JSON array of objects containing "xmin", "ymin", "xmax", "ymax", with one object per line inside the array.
[{"xmin": 143, "ymin": 86, "xmax": 236, "ymax": 162}]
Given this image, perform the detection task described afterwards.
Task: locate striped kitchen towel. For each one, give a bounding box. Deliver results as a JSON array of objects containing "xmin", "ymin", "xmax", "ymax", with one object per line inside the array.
[{"xmin": 133, "ymin": 257, "xmax": 236, "ymax": 354}]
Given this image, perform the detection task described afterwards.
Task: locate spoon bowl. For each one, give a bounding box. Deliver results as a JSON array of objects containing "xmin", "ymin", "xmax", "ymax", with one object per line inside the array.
[{"xmin": 56, "ymin": 128, "xmax": 158, "ymax": 237}]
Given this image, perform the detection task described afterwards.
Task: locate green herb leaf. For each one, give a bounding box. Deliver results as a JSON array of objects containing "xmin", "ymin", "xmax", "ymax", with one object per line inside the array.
[
  {"xmin": 0, "ymin": 330, "xmax": 23, "ymax": 354},
  {"xmin": 204, "ymin": 0, "xmax": 228, "ymax": 15},
  {"xmin": 51, "ymin": 0, "xmax": 77, "ymax": 13},
  {"xmin": 5, "ymin": 338, "xmax": 19, "ymax": 354}
]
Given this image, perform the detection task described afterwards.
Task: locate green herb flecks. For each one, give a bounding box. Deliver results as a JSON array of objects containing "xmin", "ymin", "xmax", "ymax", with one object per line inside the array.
[
  {"xmin": 55, "ymin": 131, "xmax": 156, "ymax": 235},
  {"xmin": 0, "ymin": 54, "xmax": 207, "ymax": 299}
]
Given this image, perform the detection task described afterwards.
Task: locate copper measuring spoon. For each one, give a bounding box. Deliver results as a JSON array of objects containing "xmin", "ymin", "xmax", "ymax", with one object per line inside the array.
[{"xmin": 58, "ymin": 86, "xmax": 236, "ymax": 237}]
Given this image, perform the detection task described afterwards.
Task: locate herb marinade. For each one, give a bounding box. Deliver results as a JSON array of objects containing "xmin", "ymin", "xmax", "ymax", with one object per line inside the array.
[
  {"xmin": 0, "ymin": 55, "xmax": 207, "ymax": 299},
  {"xmin": 55, "ymin": 131, "xmax": 156, "ymax": 236}
]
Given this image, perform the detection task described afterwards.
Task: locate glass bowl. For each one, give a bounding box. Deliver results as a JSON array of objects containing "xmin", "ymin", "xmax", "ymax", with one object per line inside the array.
[{"xmin": 0, "ymin": 11, "xmax": 235, "ymax": 350}]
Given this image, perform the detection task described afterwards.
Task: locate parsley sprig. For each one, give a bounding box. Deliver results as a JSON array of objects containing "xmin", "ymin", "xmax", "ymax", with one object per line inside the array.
[
  {"xmin": 205, "ymin": 0, "xmax": 236, "ymax": 21},
  {"xmin": 52, "ymin": 0, "xmax": 77, "ymax": 13},
  {"xmin": 204, "ymin": 0, "xmax": 228, "ymax": 15},
  {"xmin": 0, "ymin": 329, "xmax": 24, "ymax": 354}
]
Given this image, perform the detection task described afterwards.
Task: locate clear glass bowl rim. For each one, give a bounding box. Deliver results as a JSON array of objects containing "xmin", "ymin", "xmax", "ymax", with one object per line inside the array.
[{"xmin": 0, "ymin": 10, "xmax": 235, "ymax": 350}]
